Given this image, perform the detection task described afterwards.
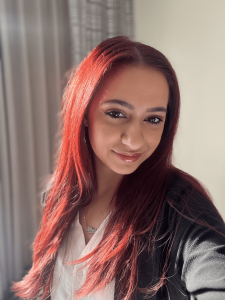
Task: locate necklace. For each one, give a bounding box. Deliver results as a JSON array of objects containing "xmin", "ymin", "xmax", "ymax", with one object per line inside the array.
[{"xmin": 83, "ymin": 207, "xmax": 98, "ymax": 234}]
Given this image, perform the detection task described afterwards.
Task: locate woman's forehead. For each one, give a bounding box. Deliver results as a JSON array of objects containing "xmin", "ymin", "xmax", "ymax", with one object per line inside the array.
[{"xmin": 92, "ymin": 65, "xmax": 169, "ymax": 109}]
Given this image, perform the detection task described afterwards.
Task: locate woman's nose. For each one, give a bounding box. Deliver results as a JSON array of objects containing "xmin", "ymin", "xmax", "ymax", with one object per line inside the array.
[{"xmin": 121, "ymin": 122, "xmax": 144, "ymax": 150}]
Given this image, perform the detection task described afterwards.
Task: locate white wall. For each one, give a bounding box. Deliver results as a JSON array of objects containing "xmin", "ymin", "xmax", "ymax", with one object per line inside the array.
[{"xmin": 134, "ymin": 0, "xmax": 225, "ymax": 219}]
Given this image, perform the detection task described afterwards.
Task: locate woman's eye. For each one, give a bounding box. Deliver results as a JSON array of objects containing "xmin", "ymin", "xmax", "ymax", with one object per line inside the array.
[
  {"xmin": 105, "ymin": 111, "xmax": 162, "ymax": 124},
  {"xmin": 146, "ymin": 117, "xmax": 162, "ymax": 124},
  {"xmin": 105, "ymin": 111, "xmax": 125, "ymax": 119}
]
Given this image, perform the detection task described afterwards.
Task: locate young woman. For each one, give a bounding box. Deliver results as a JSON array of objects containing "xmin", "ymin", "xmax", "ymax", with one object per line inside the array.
[{"xmin": 12, "ymin": 36, "xmax": 225, "ymax": 300}]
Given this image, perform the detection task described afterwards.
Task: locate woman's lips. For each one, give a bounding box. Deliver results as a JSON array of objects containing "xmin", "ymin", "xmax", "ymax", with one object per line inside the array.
[{"xmin": 113, "ymin": 151, "xmax": 142, "ymax": 163}]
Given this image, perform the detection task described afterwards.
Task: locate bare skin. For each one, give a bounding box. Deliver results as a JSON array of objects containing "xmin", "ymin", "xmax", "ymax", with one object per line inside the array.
[{"xmin": 80, "ymin": 65, "xmax": 169, "ymax": 244}]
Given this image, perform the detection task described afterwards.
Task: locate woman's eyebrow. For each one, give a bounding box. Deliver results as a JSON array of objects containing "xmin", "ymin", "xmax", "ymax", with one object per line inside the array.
[{"xmin": 100, "ymin": 99, "xmax": 167, "ymax": 113}]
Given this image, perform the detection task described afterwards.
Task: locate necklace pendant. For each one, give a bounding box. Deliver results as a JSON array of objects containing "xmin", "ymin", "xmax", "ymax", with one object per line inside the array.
[{"xmin": 87, "ymin": 225, "xmax": 98, "ymax": 234}]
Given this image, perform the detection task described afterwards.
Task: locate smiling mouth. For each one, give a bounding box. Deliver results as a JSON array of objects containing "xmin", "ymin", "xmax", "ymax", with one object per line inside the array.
[{"xmin": 112, "ymin": 150, "xmax": 142, "ymax": 163}]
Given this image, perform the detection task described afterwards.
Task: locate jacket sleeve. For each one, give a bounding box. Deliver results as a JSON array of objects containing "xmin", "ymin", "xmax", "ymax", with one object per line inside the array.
[{"xmin": 167, "ymin": 190, "xmax": 225, "ymax": 300}]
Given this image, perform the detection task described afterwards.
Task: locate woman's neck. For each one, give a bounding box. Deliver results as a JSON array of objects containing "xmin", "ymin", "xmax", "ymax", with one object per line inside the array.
[
  {"xmin": 94, "ymin": 157, "xmax": 124, "ymax": 208},
  {"xmin": 79, "ymin": 160, "xmax": 123, "ymax": 244}
]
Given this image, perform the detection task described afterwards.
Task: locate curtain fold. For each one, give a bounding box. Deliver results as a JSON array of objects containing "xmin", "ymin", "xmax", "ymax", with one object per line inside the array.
[{"xmin": 68, "ymin": 0, "xmax": 134, "ymax": 65}]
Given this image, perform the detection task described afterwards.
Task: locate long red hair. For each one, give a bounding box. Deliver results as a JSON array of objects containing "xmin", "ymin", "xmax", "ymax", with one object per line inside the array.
[{"xmin": 12, "ymin": 36, "xmax": 215, "ymax": 300}]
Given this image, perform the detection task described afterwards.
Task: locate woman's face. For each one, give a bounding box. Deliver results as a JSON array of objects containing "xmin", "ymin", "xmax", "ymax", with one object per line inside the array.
[{"xmin": 85, "ymin": 65, "xmax": 169, "ymax": 175}]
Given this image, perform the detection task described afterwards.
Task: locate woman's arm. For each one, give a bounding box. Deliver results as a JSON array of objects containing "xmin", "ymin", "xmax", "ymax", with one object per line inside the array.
[{"xmin": 168, "ymin": 191, "xmax": 225, "ymax": 300}]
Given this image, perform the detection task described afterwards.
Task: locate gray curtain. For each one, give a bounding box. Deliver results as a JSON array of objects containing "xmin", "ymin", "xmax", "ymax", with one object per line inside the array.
[
  {"xmin": 68, "ymin": 0, "xmax": 134, "ymax": 65},
  {"xmin": 0, "ymin": 1, "xmax": 134, "ymax": 299},
  {"xmin": 0, "ymin": 1, "xmax": 71, "ymax": 299}
]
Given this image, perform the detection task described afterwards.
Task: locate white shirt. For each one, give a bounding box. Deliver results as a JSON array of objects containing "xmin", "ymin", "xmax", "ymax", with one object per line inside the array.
[{"xmin": 51, "ymin": 212, "xmax": 115, "ymax": 300}]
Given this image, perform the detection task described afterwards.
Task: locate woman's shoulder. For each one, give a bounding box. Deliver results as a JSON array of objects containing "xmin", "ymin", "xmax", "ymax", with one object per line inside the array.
[
  {"xmin": 165, "ymin": 170, "xmax": 224, "ymax": 228},
  {"xmin": 165, "ymin": 170, "xmax": 225, "ymax": 241}
]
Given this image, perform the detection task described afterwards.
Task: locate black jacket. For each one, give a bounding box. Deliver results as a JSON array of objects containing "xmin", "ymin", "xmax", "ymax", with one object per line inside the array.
[{"xmin": 115, "ymin": 178, "xmax": 225, "ymax": 300}]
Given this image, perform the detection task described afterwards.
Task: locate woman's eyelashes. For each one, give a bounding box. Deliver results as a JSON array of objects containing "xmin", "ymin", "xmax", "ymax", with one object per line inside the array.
[
  {"xmin": 105, "ymin": 110, "xmax": 125, "ymax": 119},
  {"xmin": 145, "ymin": 116, "xmax": 163, "ymax": 124},
  {"xmin": 104, "ymin": 110, "xmax": 163, "ymax": 125}
]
